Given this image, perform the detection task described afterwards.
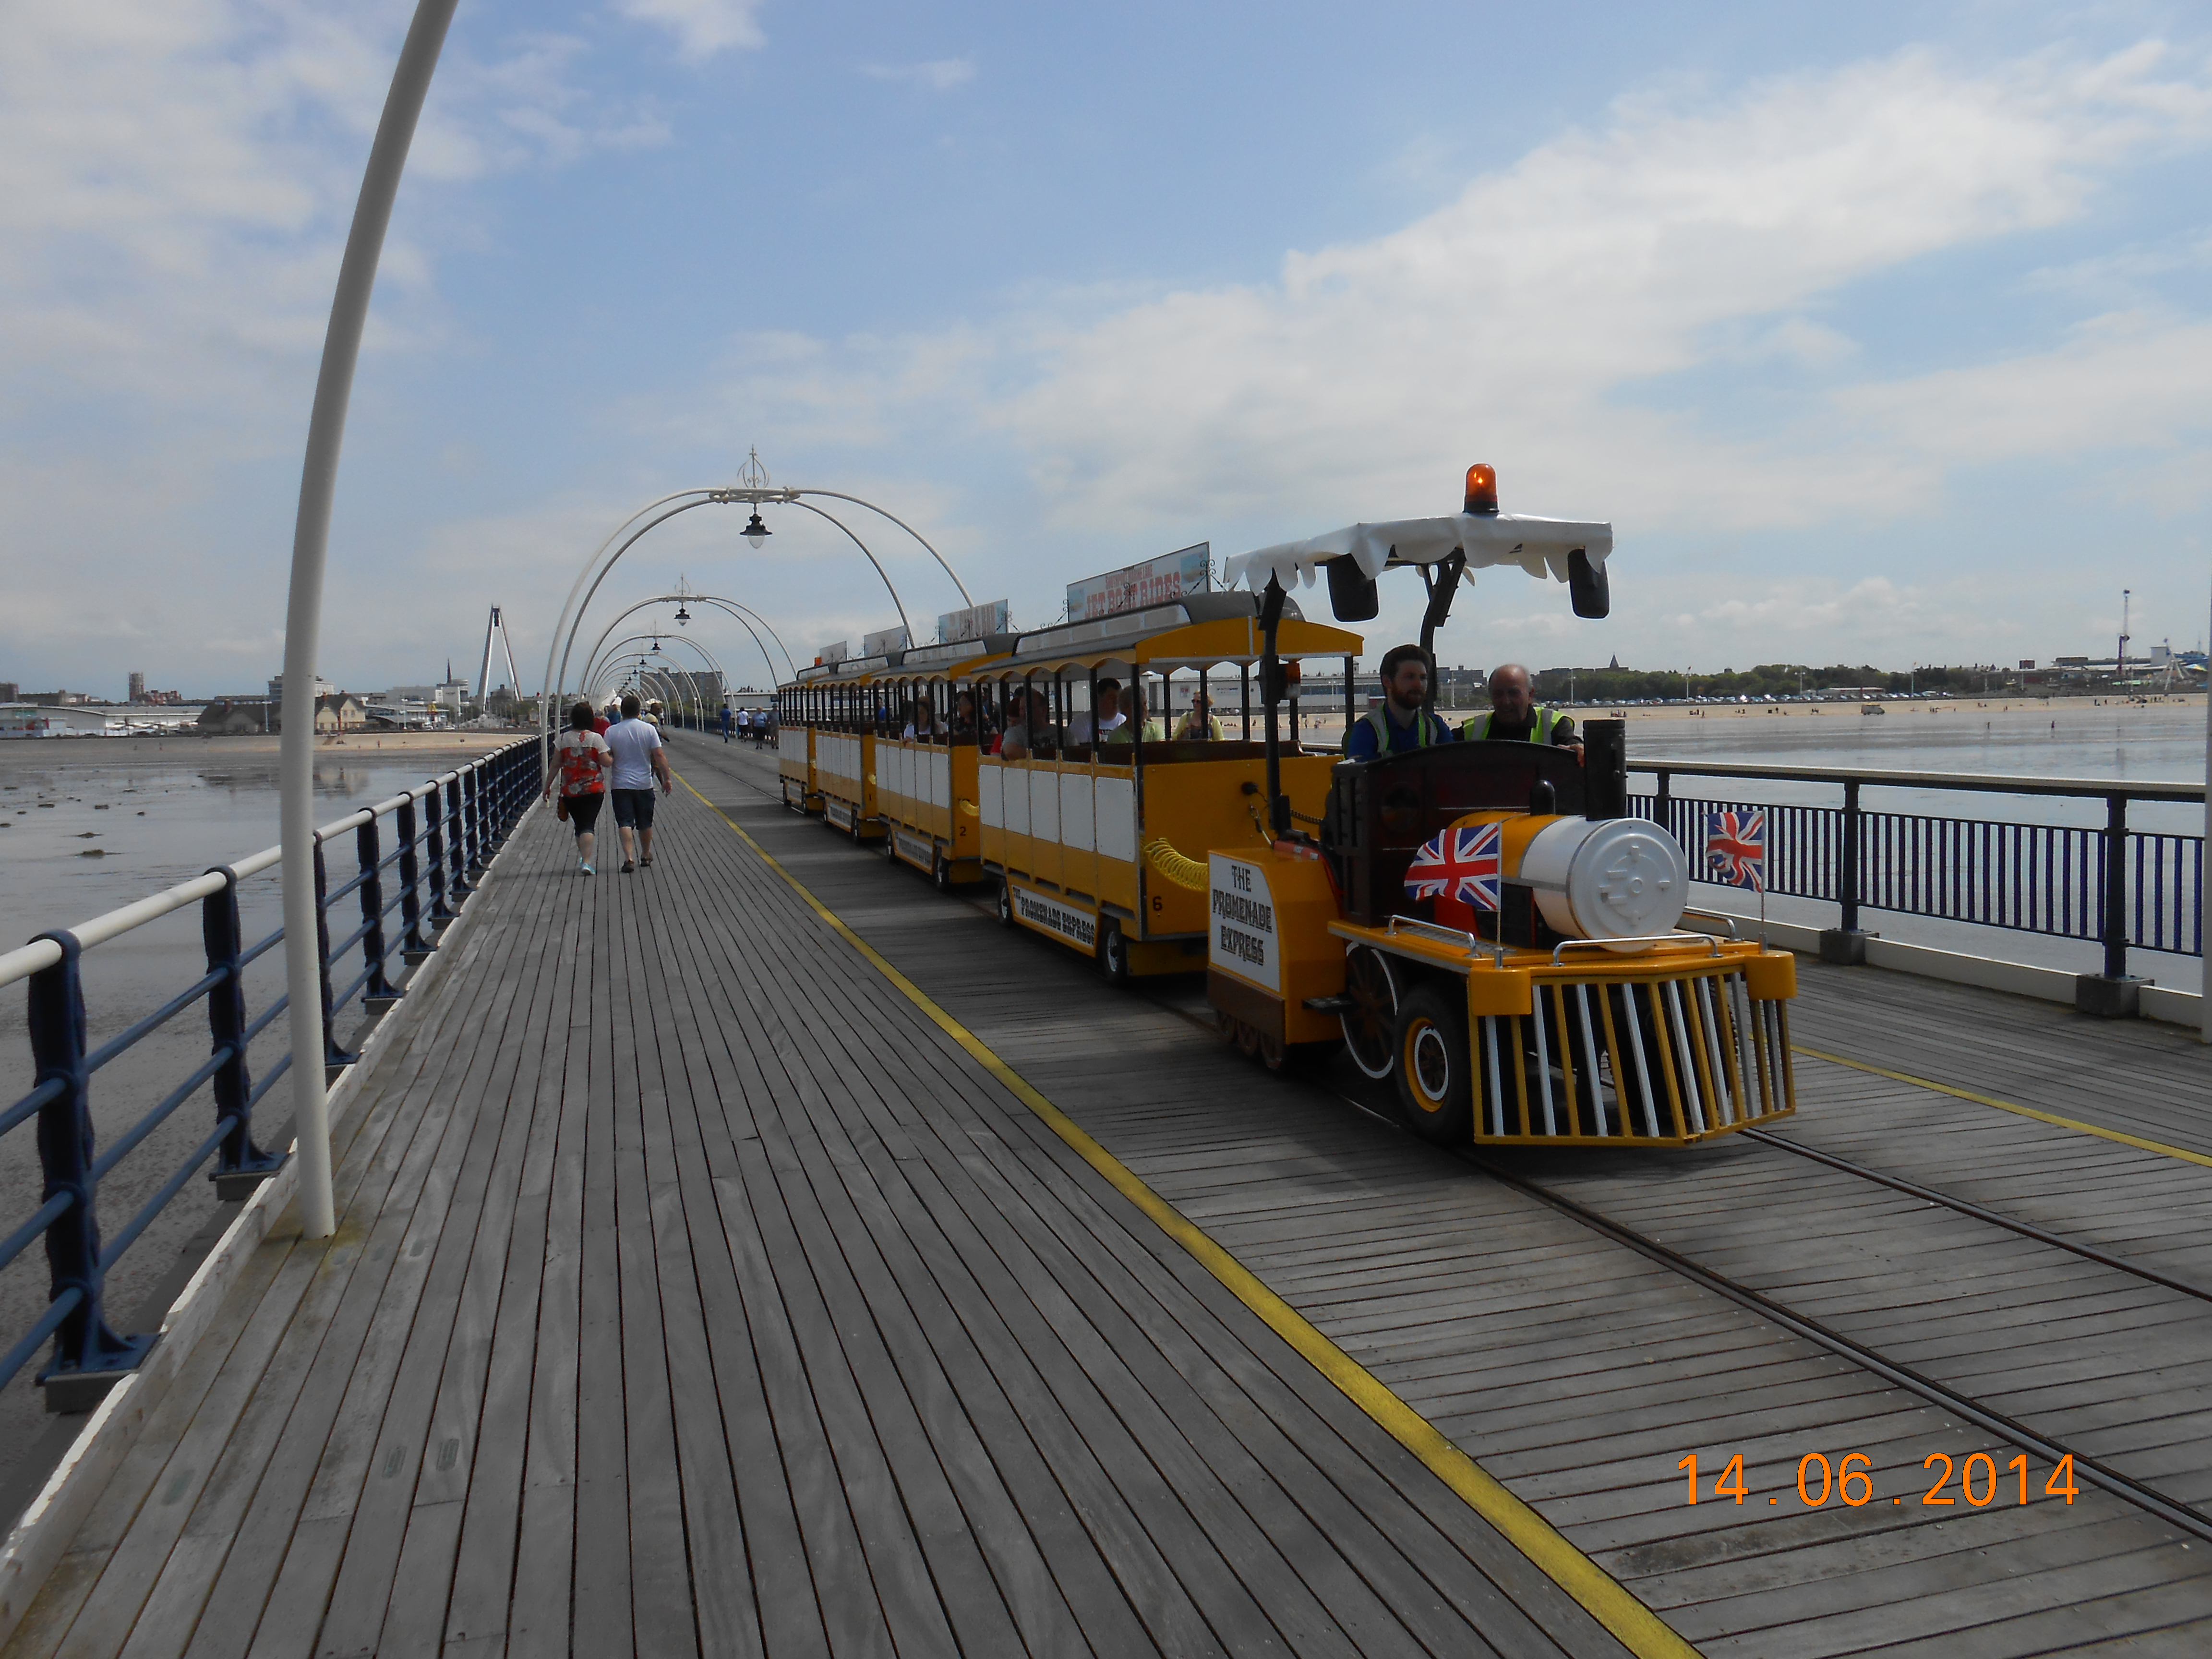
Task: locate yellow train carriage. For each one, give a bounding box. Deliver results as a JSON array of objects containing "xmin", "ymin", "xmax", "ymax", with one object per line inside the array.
[
  {"xmin": 869, "ymin": 634, "xmax": 1014, "ymax": 889},
  {"xmin": 777, "ymin": 667, "xmax": 827, "ymax": 813},
  {"xmin": 962, "ymin": 594, "xmax": 1360, "ymax": 980},
  {"xmin": 806, "ymin": 652, "xmax": 895, "ymax": 840}
]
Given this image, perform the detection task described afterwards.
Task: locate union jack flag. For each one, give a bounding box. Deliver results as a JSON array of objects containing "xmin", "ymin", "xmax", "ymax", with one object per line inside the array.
[
  {"xmin": 1406, "ymin": 821, "xmax": 1503, "ymax": 911},
  {"xmin": 1704, "ymin": 809, "xmax": 1767, "ymax": 890}
]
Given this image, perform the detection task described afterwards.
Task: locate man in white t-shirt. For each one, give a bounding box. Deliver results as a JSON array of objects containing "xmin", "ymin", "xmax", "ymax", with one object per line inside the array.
[
  {"xmin": 604, "ymin": 694, "xmax": 673, "ymax": 872},
  {"xmin": 1067, "ymin": 678, "xmax": 1126, "ymax": 745}
]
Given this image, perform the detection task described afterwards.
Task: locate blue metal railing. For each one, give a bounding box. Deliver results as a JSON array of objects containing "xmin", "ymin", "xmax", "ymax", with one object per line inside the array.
[
  {"xmin": 0, "ymin": 739, "xmax": 541, "ymax": 1404},
  {"xmin": 1635, "ymin": 760, "xmax": 2205, "ymax": 979}
]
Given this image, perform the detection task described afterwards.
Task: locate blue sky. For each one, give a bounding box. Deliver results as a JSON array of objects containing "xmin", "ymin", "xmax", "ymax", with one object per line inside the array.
[{"xmin": 4, "ymin": 0, "xmax": 2211, "ymax": 697}]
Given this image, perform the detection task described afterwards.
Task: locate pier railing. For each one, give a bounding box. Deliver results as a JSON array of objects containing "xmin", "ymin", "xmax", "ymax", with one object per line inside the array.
[
  {"xmin": 1634, "ymin": 760, "xmax": 2205, "ymax": 979},
  {"xmin": 0, "ymin": 740, "xmax": 540, "ymax": 1406}
]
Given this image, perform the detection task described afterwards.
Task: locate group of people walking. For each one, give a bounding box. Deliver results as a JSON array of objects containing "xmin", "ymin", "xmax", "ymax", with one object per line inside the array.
[
  {"xmin": 720, "ymin": 706, "xmax": 773, "ymax": 744},
  {"xmin": 545, "ymin": 693, "xmax": 675, "ymax": 875}
]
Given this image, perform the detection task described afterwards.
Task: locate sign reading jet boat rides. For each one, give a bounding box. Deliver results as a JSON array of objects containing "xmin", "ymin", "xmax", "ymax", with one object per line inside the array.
[
  {"xmin": 1065, "ymin": 543, "xmax": 1210, "ymax": 623},
  {"xmin": 937, "ymin": 599, "xmax": 1010, "ymax": 644},
  {"xmin": 862, "ymin": 625, "xmax": 910, "ymax": 658},
  {"xmin": 817, "ymin": 640, "xmax": 849, "ymax": 667},
  {"xmin": 1208, "ymin": 854, "xmax": 1279, "ymax": 991}
]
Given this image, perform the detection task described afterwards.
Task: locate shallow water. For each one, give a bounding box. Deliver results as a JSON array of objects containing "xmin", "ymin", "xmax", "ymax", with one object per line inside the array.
[{"xmin": 0, "ymin": 740, "xmax": 521, "ymax": 1481}]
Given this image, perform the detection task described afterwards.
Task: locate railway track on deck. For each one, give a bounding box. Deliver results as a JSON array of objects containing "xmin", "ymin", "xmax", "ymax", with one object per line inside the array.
[
  {"xmin": 717, "ymin": 744, "xmax": 2212, "ymax": 1562},
  {"xmin": 1130, "ymin": 983, "xmax": 2212, "ymax": 1551}
]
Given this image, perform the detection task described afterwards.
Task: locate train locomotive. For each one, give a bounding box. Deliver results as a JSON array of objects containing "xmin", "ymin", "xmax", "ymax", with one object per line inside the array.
[{"xmin": 773, "ymin": 467, "xmax": 1798, "ymax": 1149}]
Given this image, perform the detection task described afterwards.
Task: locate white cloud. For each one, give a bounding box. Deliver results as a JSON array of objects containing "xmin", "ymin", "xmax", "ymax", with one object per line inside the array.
[
  {"xmin": 981, "ymin": 43, "xmax": 2212, "ymax": 536},
  {"xmin": 615, "ymin": 0, "xmax": 767, "ymax": 61},
  {"xmin": 0, "ymin": 1, "xmax": 667, "ymax": 426},
  {"xmin": 860, "ymin": 58, "xmax": 975, "ymax": 92}
]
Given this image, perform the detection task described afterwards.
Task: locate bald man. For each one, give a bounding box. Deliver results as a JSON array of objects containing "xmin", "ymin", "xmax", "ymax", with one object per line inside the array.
[{"xmin": 1460, "ymin": 663, "xmax": 1581, "ymax": 750}]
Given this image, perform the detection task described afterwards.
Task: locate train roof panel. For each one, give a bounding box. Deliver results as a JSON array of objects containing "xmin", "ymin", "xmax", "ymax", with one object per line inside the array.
[{"xmin": 1224, "ymin": 510, "xmax": 1613, "ymax": 593}]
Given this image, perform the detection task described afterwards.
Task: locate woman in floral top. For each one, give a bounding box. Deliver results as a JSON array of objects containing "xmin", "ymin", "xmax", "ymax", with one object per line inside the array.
[{"xmin": 544, "ymin": 701, "xmax": 613, "ymax": 875}]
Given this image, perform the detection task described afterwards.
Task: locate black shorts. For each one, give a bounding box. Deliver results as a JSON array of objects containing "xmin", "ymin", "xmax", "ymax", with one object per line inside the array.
[
  {"xmin": 565, "ymin": 791, "xmax": 604, "ymax": 835},
  {"xmin": 611, "ymin": 787, "xmax": 657, "ymax": 829}
]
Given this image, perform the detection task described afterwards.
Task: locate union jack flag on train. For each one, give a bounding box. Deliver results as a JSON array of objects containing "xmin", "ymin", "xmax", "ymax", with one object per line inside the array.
[
  {"xmin": 1703, "ymin": 809, "xmax": 1767, "ymax": 891},
  {"xmin": 1405, "ymin": 821, "xmax": 1503, "ymax": 911}
]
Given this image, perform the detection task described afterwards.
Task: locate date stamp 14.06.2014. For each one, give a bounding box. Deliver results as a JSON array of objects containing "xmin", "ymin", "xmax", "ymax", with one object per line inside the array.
[{"xmin": 1678, "ymin": 1451, "xmax": 2078, "ymax": 1510}]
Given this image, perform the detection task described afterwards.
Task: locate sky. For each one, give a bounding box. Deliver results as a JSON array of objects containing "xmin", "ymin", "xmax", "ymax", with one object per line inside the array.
[{"xmin": 4, "ymin": 0, "xmax": 2212, "ymax": 699}]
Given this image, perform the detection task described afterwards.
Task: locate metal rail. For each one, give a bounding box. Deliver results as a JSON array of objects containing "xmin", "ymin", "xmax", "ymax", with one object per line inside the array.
[
  {"xmin": 1635, "ymin": 759, "xmax": 2205, "ymax": 977},
  {"xmin": 0, "ymin": 740, "xmax": 540, "ymax": 1403}
]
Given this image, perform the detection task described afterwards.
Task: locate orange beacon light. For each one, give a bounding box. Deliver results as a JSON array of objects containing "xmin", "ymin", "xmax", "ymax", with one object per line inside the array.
[{"xmin": 1464, "ymin": 463, "xmax": 1498, "ymax": 516}]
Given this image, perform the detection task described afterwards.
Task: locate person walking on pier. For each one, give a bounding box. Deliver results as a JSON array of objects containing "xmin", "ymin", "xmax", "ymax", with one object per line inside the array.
[
  {"xmin": 606, "ymin": 693, "xmax": 673, "ymax": 872},
  {"xmin": 545, "ymin": 701, "xmax": 612, "ymax": 875}
]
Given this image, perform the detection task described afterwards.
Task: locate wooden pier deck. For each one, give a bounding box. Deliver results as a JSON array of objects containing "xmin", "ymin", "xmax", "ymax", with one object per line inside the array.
[{"xmin": 4, "ymin": 733, "xmax": 2210, "ymax": 1657}]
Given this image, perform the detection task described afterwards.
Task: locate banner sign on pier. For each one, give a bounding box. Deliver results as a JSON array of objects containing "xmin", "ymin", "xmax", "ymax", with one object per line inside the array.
[
  {"xmin": 938, "ymin": 600, "xmax": 1010, "ymax": 644},
  {"xmin": 817, "ymin": 640, "xmax": 849, "ymax": 667},
  {"xmin": 1066, "ymin": 543, "xmax": 1209, "ymax": 623},
  {"xmin": 862, "ymin": 625, "xmax": 910, "ymax": 658}
]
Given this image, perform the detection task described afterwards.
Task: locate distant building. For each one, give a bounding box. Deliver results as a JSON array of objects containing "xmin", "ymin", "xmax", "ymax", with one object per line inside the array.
[
  {"xmin": 0, "ymin": 682, "xmax": 15, "ymax": 703},
  {"xmin": 129, "ymin": 671, "xmax": 145, "ymax": 702},
  {"xmin": 267, "ymin": 674, "xmax": 337, "ymax": 702},
  {"xmin": 313, "ymin": 693, "xmax": 367, "ymax": 733},
  {"xmin": 199, "ymin": 698, "xmax": 274, "ymax": 735}
]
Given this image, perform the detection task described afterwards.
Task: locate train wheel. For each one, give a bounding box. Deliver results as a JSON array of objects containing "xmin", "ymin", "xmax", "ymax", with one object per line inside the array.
[
  {"xmin": 932, "ymin": 851, "xmax": 952, "ymax": 893},
  {"xmin": 1235, "ymin": 1020, "xmax": 1262, "ymax": 1059},
  {"xmin": 995, "ymin": 878, "xmax": 1016, "ymax": 928},
  {"xmin": 1097, "ymin": 920, "xmax": 1132, "ymax": 987},
  {"xmin": 1340, "ymin": 946, "xmax": 1398, "ymax": 1080},
  {"xmin": 884, "ymin": 828, "xmax": 900, "ymax": 863},
  {"xmin": 1214, "ymin": 1008, "xmax": 1238, "ymax": 1044},
  {"xmin": 1257, "ymin": 1031, "xmax": 1286, "ymax": 1070},
  {"xmin": 1393, "ymin": 984, "xmax": 1472, "ymax": 1144}
]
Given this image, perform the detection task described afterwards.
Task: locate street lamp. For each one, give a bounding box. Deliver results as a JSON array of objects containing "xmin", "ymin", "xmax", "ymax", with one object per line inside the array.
[{"xmin": 743, "ymin": 512, "xmax": 770, "ymax": 550}]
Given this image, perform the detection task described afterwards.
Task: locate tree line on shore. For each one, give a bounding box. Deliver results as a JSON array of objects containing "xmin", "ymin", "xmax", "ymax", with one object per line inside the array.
[{"xmin": 1523, "ymin": 663, "xmax": 2006, "ymax": 702}]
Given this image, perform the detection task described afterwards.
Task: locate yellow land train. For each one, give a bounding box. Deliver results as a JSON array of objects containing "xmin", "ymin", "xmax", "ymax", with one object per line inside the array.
[{"xmin": 772, "ymin": 467, "xmax": 1799, "ymax": 1148}]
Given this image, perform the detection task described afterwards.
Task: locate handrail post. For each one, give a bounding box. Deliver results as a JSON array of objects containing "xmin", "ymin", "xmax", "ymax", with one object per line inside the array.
[
  {"xmin": 425, "ymin": 783, "xmax": 451, "ymax": 925},
  {"xmin": 2078, "ymin": 792, "xmax": 2142, "ymax": 1017},
  {"xmin": 397, "ymin": 793, "xmax": 429, "ymax": 961},
  {"xmin": 359, "ymin": 817, "xmax": 399, "ymax": 1014},
  {"xmin": 445, "ymin": 777, "xmax": 469, "ymax": 898},
  {"xmin": 204, "ymin": 873, "xmax": 284, "ymax": 1199},
  {"xmin": 29, "ymin": 932, "xmax": 154, "ymax": 1407},
  {"xmin": 1654, "ymin": 768, "xmax": 1671, "ymax": 830},
  {"xmin": 1820, "ymin": 777, "xmax": 1869, "ymax": 965},
  {"xmin": 312, "ymin": 833, "xmax": 359, "ymax": 1080}
]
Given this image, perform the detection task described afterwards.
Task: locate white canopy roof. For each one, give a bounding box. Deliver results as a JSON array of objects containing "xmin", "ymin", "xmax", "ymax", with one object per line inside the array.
[{"xmin": 1222, "ymin": 511, "xmax": 1612, "ymax": 594}]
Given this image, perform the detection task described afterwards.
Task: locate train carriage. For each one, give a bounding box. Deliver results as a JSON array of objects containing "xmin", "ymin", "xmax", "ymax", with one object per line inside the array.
[
  {"xmin": 963, "ymin": 595, "xmax": 1361, "ymax": 978},
  {"xmin": 777, "ymin": 668, "xmax": 827, "ymax": 813},
  {"xmin": 871, "ymin": 634, "xmax": 1015, "ymax": 888}
]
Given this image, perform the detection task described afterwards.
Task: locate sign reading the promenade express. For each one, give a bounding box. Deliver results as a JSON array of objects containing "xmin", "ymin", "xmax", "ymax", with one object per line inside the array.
[
  {"xmin": 938, "ymin": 600, "xmax": 1010, "ymax": 644},
  {"xmin": 1065, "ymin": 543, "xmax": 1209, "ymax": 623},
  {"xmin": 862, "ymin": 625, "xmax": 910, "ymax": 657},
  {"xmin": 817, "ymin": 640, "xmax": 849, "ymax": 666}
]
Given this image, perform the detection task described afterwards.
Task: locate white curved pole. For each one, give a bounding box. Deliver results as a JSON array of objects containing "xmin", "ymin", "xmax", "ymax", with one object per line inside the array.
[
  {"xmin": 801, "ymin": 488, "xmax": 974, "ymax": 605},
  {"xmin": 541, "ymin": 496, "xmax": 722, "ymax": 760},
  {"xmin": 538, "ymin": 491, "xmax": 710, "ymax": 742},
  {"xmin": 585, "ymin": 633, "xmax": 726, "ymax": 710},
  {"xmin": 278, "ymin": 0, "xmax": 456, "ymax": 1241},
  {"xmin": 576, "ymin": 595, "xmax": 781, "ymax": 699},
  {"xmin": 783, "ymin": 499, "xmax": 913, "ymax": 644}
]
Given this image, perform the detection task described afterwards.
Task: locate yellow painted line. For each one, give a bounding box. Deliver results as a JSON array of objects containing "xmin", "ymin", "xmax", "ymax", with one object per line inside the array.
[
  {"xmin": 1795, "ymin": 1046, "xmax": 2212, "ymax": 1171},
  {"xmin": 677, "ymin": 770, "xmax": 1699, "ymax": 1659}
]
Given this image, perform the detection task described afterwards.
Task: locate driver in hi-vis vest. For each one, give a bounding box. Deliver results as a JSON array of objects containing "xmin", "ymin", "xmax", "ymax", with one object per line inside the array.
[
  {"xmin": 1343, "ymin": 644, "xmax": 1456, "ymax": 757},
  {"xmin": 1461, "ymin": 663, "xmax": 1582, "ymax": 751}
]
